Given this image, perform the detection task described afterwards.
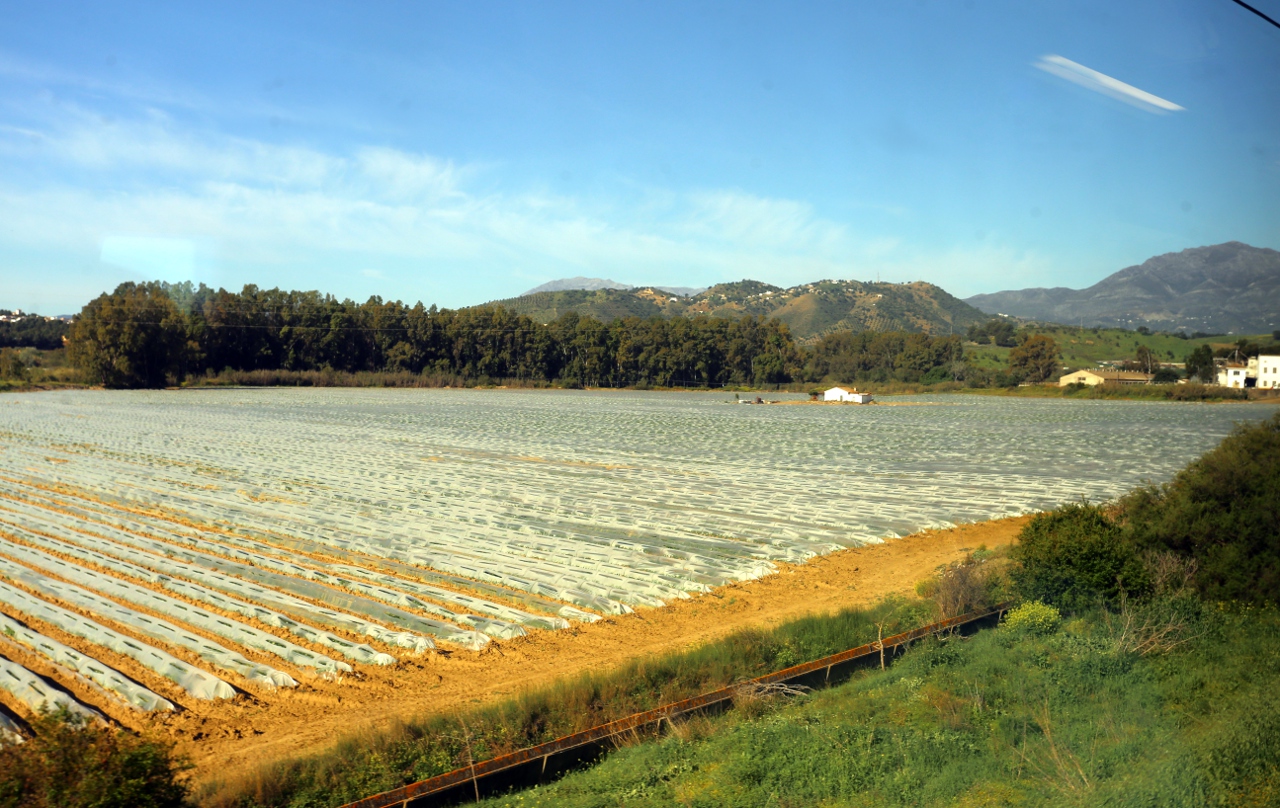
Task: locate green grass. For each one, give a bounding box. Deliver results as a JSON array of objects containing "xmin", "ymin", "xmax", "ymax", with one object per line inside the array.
[
  {"xmin": 201, "ymin": 597, "xmax": 940, "ymax": 807},
  {"xmin": 481, "ymin": 600, "xmax": 1280, "ymax": 808},
  {"xmin": 0, "ymin": 348, "xmax": 86, "ymax": 392},
  {"xmin": 964, "ymin": 327, "xmax": 1270, "ymax": 371}
]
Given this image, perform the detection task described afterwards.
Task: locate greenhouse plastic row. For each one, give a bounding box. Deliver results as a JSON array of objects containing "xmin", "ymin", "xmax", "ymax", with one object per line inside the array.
[
  {"xmin": 0, "ymin": 557, "xmax": 296, "ymax": 689},
  {"xmin": 0, "ymin": 577, "xmax": 236, "ymax": 700},
  {"xmin": 0, "ymin": 498, "xmax": 475, "ymax": 649},
  {"xmin": 59, "ymin": 495, "xmax": 570, "ymax": 631},
  {"xmin": 0, "ymin": 655, "xmax": 101, "ymax": 722},
  {"xmin": 0, "ymin": 388, "xmax": 1270, "ymax": 708},
  {"xmin": 0, "ymin": 707, "xmax": 22, "ymax": 741},
  {"xmin": 0, "ymin": 610, "xmax": 173, "ymax": 711},
  {"xmin": 0, "ymin": 521, "xmax": 394, "ymax": 666},
  {"xmin": 0, "ymin": 510, "xmax": 434, "ymax": 654},
  {"xmin": 0, "ymin": 537, "xmax": 349, "ymax": 677}
]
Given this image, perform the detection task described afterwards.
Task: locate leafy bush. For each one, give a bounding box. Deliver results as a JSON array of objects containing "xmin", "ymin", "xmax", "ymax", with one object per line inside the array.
[
  {"xmin": 0, "ymin": 708, "xmax": 191, "ymax": 808},
  {"xmin": 0, "ymin": 347, "xmax": 27, "ymax": 381},
  {"xmin": 1002, "ymin": 600, "xmax": 1060, "ymax": 636},
  {"xmin": 1011, "ymin": 502, "xmax": 1149, "ymax": 611},
  {"xmin": 1120, "ymin": 412, "xmax": 1280, "ymax": 605}
]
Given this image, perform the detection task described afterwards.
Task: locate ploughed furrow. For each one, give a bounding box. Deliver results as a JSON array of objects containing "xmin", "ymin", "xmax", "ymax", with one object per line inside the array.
[
  {"xmin": 0, "ymin": 579, "xmax": 235, "ymax": 700},
  {"xmin": 0, "ymin": 610, "xmax": 173, "ymax": 711},
  {"xmin": 0, "ymin": 557, "xmax": 295, "ymax": 690},
  {"xmin": 0, "ymin": 536, "xmax": 349, "ymax": 677},
  {"xmin": 0, "ymin": 521, "xmax": 394, "ymax": 666},
  {"xmin": 2, "ymin": 483, "xmax": 553, "ymax": 636},
  {"xmin": 0, "ymin": 655, "xmax": 101, "ymax": 722},
  {"xmin": 0, "ymin": 508, "xmax": 435, "ymax": 654}
]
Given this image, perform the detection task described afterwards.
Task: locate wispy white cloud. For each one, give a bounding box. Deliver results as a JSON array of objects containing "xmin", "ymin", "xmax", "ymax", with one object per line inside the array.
[
  {"xmin": 1034, "ymin": 54, "xmax": 1184, "ymax": 114},
  {"xmin": 0, "ymin": 103, "xmax": 1034, "ymax": 310}
]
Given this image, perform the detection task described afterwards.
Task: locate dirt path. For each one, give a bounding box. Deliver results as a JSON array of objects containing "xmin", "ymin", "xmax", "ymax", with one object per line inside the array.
[{"xmin": 180, "ymin": 514, "xmax": 1029, "ymax": 789}]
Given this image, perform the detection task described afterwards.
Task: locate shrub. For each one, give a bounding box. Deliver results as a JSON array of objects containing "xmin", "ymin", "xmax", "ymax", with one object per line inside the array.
[
  {"xmin": 1120, "ymin": 412, "xmax": 1280, "ymax": 605},
  {"xmin": 0, "ymin": 708, "xmax": 191, "ymax": 808},
  {"xmin": 1011, "ymin": 503, "xmax": 1150, "ymax": 611},
  {"xmin": 932, "ymin": 555, "xmax": 991, "ymax": 619},
  {"xmin": 0, "ymin": 347, "xmax": 27, "ymax": 381},
  {"xmin": 1002, "ymin": 600, "xmax": 1060, "ymax": 636}
]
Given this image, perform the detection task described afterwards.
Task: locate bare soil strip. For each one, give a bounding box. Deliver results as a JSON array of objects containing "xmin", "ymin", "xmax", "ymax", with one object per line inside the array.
[{"xmin": 176, "ymin": 515, "xmax": 1028, "ymax": 788}]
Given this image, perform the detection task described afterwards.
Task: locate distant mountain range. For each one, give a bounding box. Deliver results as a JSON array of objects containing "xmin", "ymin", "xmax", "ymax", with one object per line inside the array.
[
  {"xmin": 965, "ymin": 242, "xmax": 1280, "ymax": 335},
  {"xmin": 522, "ymin": 277, "xmax": 707, "ymax": 297},
  {"xmin": 485, "ymin": 279, "xmax": 989, "ymax": 340}
]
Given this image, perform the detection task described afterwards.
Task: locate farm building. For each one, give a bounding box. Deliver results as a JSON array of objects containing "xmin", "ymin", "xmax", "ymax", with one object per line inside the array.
[
  {"xmin": 1216, "ymin": 362, "xmax": 1251, "ymax": 389},
  {"xmin": 1058, "ymin": 369, "xmax": 1152, "ymax": 387},
  {"xmin": 1256, "ymin": 355, "xmax": 1280, "ymax": 390},
  {"xmin": 824, "ymin": 387, "xmax": 873, "ymax": 403}
]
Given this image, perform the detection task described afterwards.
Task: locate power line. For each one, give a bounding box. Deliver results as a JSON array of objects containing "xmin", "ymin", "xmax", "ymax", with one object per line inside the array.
[{"xmin": 1230, "ymin": 0, "xmax": 1280, "ymax": 30}]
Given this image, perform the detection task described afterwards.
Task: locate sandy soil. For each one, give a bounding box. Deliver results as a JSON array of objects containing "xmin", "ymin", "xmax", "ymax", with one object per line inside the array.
[{"xmin": 157, "ymin": 514, "xmax": 1029, "ymax": 789}]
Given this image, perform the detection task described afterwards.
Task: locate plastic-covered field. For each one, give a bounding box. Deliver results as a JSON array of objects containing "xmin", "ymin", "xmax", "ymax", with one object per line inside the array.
[{"xmin": 0, "ymin": 388, "xmax": 1272, "ymax": 723}]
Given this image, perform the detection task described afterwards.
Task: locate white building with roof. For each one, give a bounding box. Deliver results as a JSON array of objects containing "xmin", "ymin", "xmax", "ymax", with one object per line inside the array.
[
  {"xmin": 1256, "ymin": 355, "xmax": 1280, "ymax": 389},
  {"xmin": 823, "ymin": 386, "xmax": 873, "ymax": 403}
]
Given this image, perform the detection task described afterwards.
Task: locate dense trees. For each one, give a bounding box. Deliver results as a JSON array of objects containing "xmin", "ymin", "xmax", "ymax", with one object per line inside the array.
[
  {"xmin": 65, "ymin": 282, "xmax": 811, "ymax": 388},
  {"xmin": 63, "ymin": 282, "xmax": 972, "ymax": 389},
  {"xmin": 805, "ymin": 331, "xmax": 962, "ymax": 384},
  {"xmin": 0, "ymin": 313, "xmax": 68, "ymax": 350},
  {"xmin": 1185, "ymin": 344, "xmax": 1216, "ymax": 383},
  {"xmin": 966, "ymin": 318, "xmax": 1018, "ymax": 347},
  {"xmin": 1006, "ymin": 334, "xmax": 1060, "ymax": 383},
  {"xmin": 66, "ymin": 283, "xmax": 189, "ymax": 389}
]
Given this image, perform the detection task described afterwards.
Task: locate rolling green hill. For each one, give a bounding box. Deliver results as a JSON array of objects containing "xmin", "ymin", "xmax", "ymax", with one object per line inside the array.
[
  {"xmin": 481, "ymin": 279, "xmax": 990, "ymax": 340},
  {"xmin": 964, "ymin": 324, "xmax": 1271, "ymax": 370}
]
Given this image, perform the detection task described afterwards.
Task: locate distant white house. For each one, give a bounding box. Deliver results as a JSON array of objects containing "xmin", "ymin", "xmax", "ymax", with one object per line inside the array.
[
  {"xmin": 1217, "ymin": 362, "xmax": 1251, "ymax": 389},
  {"xmin": 1253, "ymin": 355, "xmax": 1279, "ymax": 389},
  {"xmin": 824, "ymin": 386, "xmax": 873, "ymax": 403}
]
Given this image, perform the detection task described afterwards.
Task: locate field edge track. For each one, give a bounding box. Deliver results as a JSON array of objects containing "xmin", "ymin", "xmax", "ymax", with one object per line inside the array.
[{"xmin": 343, "ymin": 603, "xmax": 1010, "ymax": 808}]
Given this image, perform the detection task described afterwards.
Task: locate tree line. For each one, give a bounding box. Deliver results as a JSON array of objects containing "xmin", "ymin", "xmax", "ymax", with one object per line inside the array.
[
  {"xmin": 65, "ymin": 282, "xmax": 983, "ymax": 389},
  {"xmin": 0, "ymin": 312, "xmax": 68, "ymax": 350}
]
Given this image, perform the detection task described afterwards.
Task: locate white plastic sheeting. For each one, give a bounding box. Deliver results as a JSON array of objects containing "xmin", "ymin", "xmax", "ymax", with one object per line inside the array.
[
  {"xmin": 0, "ymin": 557, "xmax": 296, "ymax": 689},
  {"xmin": 0, "ymin": 524, "xmax": 394, "ymax": 666},
  {"xmin": 0, "ymin": 708, "xmax": 22, "ymax": 741},
  {"xmin": 0, "ymin": 655, "xmax": 101, "ymax": 721},
  {"xmin": 0, "ymin": 389, "xmax": 1270, "ymax": 686},
  {"xmin": 0, "ymin": 503, "xmax": 481, "ymax": 650},
  {"xmin": 0, "ymin": 611, "xmax": 173, "ymax": 711},
  {"xmin": 10, "ymin": 516, "xmax": 430, "ymax": 653},
  {"xmin": 22, "ymin": 495, "xmax": 562, "ymax": 633},
  {"xmin": 0, "ymin": 538, "xmax": 350, "ymax": 677},
  {"xmin": 0, "ymin": 578, "xmax": 235, "ymax": 700}
]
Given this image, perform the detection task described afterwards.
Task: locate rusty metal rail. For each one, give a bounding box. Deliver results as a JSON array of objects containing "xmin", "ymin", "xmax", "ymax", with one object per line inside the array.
[{"xmin": 343, "ymin": 603, "xmax": 1009, "ymax": 808}]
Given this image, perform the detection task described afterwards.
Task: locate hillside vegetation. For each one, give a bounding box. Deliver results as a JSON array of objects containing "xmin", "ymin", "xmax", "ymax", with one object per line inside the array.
[
  {"xmin": 965, "ymin": 241, "xmax": 1280, "ymax": 334},
  {"xmin": 484, "ymin": 279, "xmax": 989, "ymax": 340},
  {"xmin": 963, "ymin": 324, "xmax": 1269, "ymax": 371}
]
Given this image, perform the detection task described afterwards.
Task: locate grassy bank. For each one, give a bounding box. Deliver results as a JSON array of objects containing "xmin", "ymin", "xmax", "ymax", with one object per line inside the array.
[
  {"xmin": 482, "ymin": 599, "xmax": 1280, "ymax": 808},
  {"xmin": 201, "ymin": 596, "xmax": 954, "ymax": 807}
]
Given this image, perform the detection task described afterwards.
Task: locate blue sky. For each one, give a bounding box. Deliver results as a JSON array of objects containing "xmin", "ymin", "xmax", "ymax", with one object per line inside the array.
[{"xmin": 1, "ymin": 0, "xmax": 1277, "ymax": 314}]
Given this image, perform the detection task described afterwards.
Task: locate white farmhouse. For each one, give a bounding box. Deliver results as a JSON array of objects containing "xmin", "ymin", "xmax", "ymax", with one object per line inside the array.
[
  {"xmin": 823, "ymin": 386, "xmax": 874, "ymax": 403},
  {"xmin": 1256, "ymin": 355, "xmax": 1280, "ymax": 390},
  {"xmin": 1217, "ymin": 363, "xmax": 1250, "ymax": 389}
]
